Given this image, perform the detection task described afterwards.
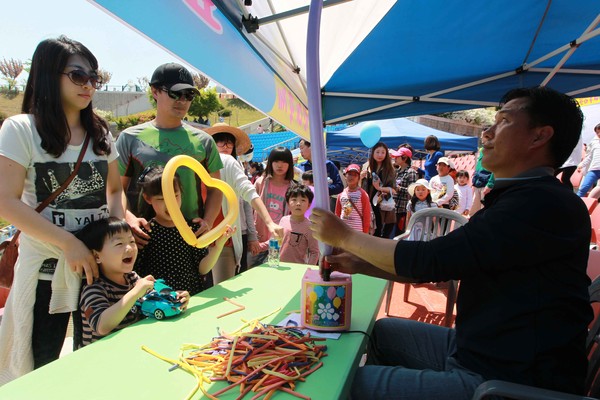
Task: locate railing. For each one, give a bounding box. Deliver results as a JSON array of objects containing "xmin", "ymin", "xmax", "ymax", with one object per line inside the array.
[{"xmin": 261, "ymin": 136, "xmax": 300, "ymax": 160}]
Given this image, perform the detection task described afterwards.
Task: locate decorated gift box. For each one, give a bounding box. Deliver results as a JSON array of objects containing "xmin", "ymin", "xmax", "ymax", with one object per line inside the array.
[{"xmin": 301, "ymin": 268, "xmax": 352, "ymax": 331}]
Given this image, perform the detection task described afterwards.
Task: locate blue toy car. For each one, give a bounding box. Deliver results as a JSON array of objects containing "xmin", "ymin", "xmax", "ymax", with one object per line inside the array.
[{"xmin": 131, "ymin": 279, "xmax": 182, "ymax": 320}]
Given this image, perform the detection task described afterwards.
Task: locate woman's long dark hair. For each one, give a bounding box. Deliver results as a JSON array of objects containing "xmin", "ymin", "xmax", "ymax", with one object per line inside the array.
[
  {"xmin": 265, "ymin": 146, "xmax": 295, "ymax": 181},
  {"xmin": 22, "ymin": 35, "xmax": 110, "ymax": 158},
  {"xmin": 368, "ymin": 142, "xmax": 395, "ymax": 186}
]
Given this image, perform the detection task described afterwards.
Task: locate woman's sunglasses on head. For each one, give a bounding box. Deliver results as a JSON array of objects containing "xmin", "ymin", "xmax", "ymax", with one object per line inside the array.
[
  {"xmin": 160, "ymin": 87, "xmax": 196, "ymax": 102},
  {"xmin": 61, "ymin": 70, "xmax": 103, "ymax": 90}
]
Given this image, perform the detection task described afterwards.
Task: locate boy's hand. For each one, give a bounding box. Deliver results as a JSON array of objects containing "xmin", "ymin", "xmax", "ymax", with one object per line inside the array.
[
  {"xmin": 134, "ymin": 275, "xmax": 155, "ymax": 297},
  {"xmin": 176, "ymin": 290, "xmax": 190, "ymax": 311}
]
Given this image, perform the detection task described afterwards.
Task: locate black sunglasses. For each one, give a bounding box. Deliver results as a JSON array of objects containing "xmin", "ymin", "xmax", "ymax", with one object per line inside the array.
[
  {"xmin": 160, "ymin": 87, "xmax": 196, "ymax": 101},
  {"xmin": 61, "ymin": 70, "xmax": 103, "ymax": 90}
]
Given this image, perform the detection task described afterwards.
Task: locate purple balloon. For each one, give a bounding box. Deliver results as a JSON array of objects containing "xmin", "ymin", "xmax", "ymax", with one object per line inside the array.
[{"xmin": 307, "ymin": 0, "xmax": 332, "ymax": 258}]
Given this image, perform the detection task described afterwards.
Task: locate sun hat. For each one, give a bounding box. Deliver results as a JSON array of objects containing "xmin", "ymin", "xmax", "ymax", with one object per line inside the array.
[
  {"xmin": 344, "ymin": 164, "xmax": 361, "ymax": 174},
  {"xmin": 436, "ymin": 156, "xmax": 455, "ymax": 169},
  {"xmin": 204, "ymin": 123, "xmax": 252, "ymax": 155},
  {"xmin": 408, "ymin": 179, "xmax": 432, "ymax": 197},
  {"xmin": 150, "ymin": 63, "xmax": 199, "ymax": 93}
]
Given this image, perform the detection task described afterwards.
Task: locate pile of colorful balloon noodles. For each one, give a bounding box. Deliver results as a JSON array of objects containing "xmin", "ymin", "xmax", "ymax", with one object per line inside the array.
[{"xmin": 143, "ymin": 320, "xmax": 327, "ymax": 400}]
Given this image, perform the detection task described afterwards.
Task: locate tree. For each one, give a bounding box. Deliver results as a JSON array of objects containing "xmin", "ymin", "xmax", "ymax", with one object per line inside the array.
[
  {"xmin": 438, "ymin": 108, "xmax": 496, "ymax": 127},
  {"xmin": 192, "ymin": 73, "xmax": 209, "ymax": 90},
  {"xmin": 188, "ymin": 88, "xmax": 222, "ymax": 120},
  {"xmin": 0, "ymin": 58, "xmax": 24, "ymax": 93},
  {"xmin": 97, "ymin": 68, "xmax": 112, "ymax": 88},
  {"xmin": 226, "ymin": 97, "xmax": 256, "ymax": 111}
]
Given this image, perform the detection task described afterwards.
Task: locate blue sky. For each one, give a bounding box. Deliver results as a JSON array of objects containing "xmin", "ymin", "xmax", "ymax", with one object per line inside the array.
[{"xmin": 1, "ymin": 0, "xmax": 197, "ymax": 86}]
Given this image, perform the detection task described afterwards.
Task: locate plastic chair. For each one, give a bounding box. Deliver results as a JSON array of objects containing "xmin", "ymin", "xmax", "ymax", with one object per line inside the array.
[
  {"xmin": 385, "ymin": 208, "xmax": 468, "ymax": 327},
  {"xmin": 471, "ymin": 276, "xmax": 600, "ymax": 400}
]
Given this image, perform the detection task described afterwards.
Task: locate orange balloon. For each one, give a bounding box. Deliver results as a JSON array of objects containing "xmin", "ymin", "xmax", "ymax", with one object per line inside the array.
[{"xmin": 162, "ymin": 155, "xmax": 239, "ymax": 248}]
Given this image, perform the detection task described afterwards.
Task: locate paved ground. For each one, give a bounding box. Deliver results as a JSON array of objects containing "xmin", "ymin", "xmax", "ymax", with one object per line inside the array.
[{"xmin": 377, "ymin": 281, "xmax": 455, "ymax": 326}]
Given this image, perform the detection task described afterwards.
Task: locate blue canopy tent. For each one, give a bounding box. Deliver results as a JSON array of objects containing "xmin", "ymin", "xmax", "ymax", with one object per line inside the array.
[
  {"xmin": 90, "ymin": 0, "xmax": 600, "ymax": 136},
  {"xmin": 326, "ymin": 118, "xmax": 478, "ymax": 165}
]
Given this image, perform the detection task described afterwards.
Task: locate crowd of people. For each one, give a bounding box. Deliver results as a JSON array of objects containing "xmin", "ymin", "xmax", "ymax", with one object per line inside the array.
[{"xmin": 0, "ymin": 35, "xmax": 596, "ymax": 400}]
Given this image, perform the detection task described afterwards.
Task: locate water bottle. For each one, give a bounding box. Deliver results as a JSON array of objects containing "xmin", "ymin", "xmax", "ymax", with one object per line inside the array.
[{"xmin": 268, "ymin": 238, "xmax": 280, "ymax": 268}]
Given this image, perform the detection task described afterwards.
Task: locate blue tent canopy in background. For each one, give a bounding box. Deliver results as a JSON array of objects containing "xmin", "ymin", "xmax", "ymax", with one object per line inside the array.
[
  {"xmin": 327, "ymin": 118, "xmax": 478, "ymax": 152},
  {"xmin": 324, "ymin": 118, "xmax": 478, "ymax": 165}
]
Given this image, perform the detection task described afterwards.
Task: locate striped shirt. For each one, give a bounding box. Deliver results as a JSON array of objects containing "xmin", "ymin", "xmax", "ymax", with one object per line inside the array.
[
  {"xmin": 336, "ymin": 187, "xmax": 371, "ymax": 233},
  {"xmin": 80, "ymin": 272, "xmax": 143, "ymax": 347}
]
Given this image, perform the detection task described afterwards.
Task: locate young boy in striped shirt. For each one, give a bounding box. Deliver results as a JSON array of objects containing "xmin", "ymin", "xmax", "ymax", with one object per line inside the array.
[{"xmin": 76, "ymin": 217, "xmax": 189, "ymax": 347}]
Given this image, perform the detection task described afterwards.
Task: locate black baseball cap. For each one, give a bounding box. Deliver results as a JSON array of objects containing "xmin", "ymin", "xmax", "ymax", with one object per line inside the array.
[{"xmin": 150, "ymin": 63, "xmax": 199, "ymax": 92}]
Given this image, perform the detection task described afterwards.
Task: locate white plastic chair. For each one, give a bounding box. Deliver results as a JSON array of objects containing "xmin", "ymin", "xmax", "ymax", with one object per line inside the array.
[{"xmin": 385, "ymin": 208, "xmax": 468, "ymax": 327}]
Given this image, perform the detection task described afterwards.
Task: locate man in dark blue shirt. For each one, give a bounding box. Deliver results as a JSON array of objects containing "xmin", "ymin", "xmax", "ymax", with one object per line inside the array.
[
  {"xmin": 298, "ymin": 139, "xmax": 344, "ymax": 210},
  {"xmin": 310, "ymin": 87, "xmax": 592, "ymax": 399}
]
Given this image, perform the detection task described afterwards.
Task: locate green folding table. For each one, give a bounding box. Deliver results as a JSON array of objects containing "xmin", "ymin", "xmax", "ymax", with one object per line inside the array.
[{"xmin": 0, "ymin": 263, "xmax": 386, "ymax": 399}]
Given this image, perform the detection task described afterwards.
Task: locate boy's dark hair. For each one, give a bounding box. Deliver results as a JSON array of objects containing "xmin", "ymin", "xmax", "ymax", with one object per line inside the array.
[
  {"xmin": 500, "ymin": 86, "xmax": 583, "ymax": 169},
  {"xmin": 285, "ymin": 184, "xmax": 314, "ymax": 204},
  {"xmin": 77, "ymin": 217, "xmax": 131, "ymax": 252},
  {"xmin": 301, "ymin": 170, "xmax": 314, "ymax": 184},
  {"xmin": 137, "ymin": 165, "xmax": 183, "ymax": 220},
  {"xmin": 456, "ymin": 170, "xmax": 470, "ymax": 179}
]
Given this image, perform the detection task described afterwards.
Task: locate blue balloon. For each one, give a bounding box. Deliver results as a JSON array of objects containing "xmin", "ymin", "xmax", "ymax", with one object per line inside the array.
[{"xmin": 360, "ymin": 123, "xmax": 381, "ymax": 148}]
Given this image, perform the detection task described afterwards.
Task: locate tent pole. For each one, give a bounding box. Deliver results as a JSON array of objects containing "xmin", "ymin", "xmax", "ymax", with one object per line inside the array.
[
  {"xmin": 258, "ymin": 0, "xmax": 351, "ymax": 26},
  {"xmin": 306, "ymin": 0, "xmax": 333, "ymax": 260},
  {"xmin": 540, "ymin": 15, "xmax": 600, "ymax": 86}
]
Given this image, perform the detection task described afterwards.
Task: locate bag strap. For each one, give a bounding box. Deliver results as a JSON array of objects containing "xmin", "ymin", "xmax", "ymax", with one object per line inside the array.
[
  {"xmin": 346, "ymin": 194, "xmax": 364, "ymax": 220},
  {"xmin": 34, "ymin": 134, "xmax": 90, "ymax": 213},
  {"xmin": 1, "ymin": 134, "xmax": 90, "ymax": 247}
]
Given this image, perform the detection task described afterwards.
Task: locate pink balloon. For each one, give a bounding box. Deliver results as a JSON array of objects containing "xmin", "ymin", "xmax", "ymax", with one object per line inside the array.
[{"xmin": 327, "ymin": 286, "xmax": 336, "ymax": 300}]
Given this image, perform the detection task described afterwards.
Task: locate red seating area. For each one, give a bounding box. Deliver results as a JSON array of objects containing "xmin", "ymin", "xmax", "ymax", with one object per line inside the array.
[
  {"xmin": 411, "ymin": 153, "xmax": 478, "ymax": 177},
  {"xmin": 450, "ymin": 153, "xmax": 477, "ymax": 176}
]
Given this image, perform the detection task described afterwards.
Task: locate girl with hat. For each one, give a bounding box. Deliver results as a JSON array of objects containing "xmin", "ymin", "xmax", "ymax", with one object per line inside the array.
[
  {"xmin": 406, "ymin": 179, "xmax": 436, "ymax": 223},
  {"xmin": 204, "ymin": 123, "xmax": 282, "ymax": 283}
]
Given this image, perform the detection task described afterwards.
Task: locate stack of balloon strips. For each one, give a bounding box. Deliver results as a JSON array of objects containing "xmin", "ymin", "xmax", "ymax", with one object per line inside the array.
[{"xmin": 142, "ymin": 310, "xmax": 327, "ymax": 400}]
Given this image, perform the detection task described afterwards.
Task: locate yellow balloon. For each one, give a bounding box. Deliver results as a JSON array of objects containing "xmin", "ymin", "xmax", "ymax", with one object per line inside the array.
[
  {"xmin": 333, "ymin": 297, "xmax": 342, "ymax": 309},
  {"xmin": 162, "ymin": 155, "xmax": 239, "ymax": 248},
  {"xmin": 309, "ymin": 291, "xmax": 317, "ymax": 303}
]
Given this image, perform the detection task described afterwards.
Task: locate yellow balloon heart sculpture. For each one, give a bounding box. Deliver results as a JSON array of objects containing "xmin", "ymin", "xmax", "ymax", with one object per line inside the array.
[{"xmin": 162, "ymin": 155, "xmax": 239, "ymax": 248}]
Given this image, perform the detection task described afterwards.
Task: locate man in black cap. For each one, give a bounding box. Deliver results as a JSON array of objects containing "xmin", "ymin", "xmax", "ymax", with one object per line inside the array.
[{"xmin": 116, "ymin": 63, "xmax": 223, "ymax": 245}]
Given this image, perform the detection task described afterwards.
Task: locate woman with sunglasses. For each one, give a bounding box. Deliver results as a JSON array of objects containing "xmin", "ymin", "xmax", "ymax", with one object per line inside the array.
[{"xmin": 0, "ymin": 36, "xmax": 124, "ymax": 384}]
